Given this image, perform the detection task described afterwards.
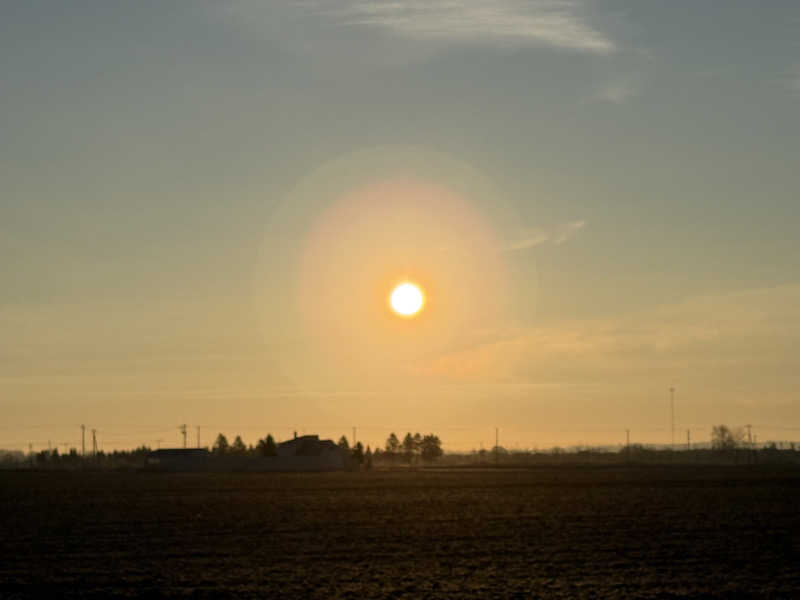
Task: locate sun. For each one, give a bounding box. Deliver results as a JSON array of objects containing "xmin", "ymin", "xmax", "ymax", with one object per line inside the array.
[{"xmin": 390, "ymin": 282, "xmax": 424, "ymax": 317}]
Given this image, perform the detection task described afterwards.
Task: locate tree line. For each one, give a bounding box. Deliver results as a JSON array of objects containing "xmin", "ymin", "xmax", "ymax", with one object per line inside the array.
[
  {"xmin": 210, "ymin": 433, "xmax": 278, "ymax": 456},
  {"xmin": 374, "ymin": 432, "xmax": 444, "ymax": 464},
  {"xmin": 209, "ymin": 431, "xmax": 444, "ymax": 467}
]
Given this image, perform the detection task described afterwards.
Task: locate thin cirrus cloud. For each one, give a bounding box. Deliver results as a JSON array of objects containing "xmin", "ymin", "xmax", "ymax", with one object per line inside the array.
[
  {"xmin": 410, "ymin": 283, "xmax": 800, "ymax": 388},
  {"xmin": 299, "ymin": 0, "xmax": 615, "ymax": 53},
  {"xmin": 504, "ymin": 220, "xmax": 586, "ymax": 252}
]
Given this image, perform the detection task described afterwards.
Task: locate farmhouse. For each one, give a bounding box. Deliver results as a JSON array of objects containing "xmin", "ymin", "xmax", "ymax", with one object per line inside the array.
[
  {"xmin": 277, "ymin": 434, "xmax": 339, "ymax": 457},
  {"xmin": 272, "ymin": 434, "xmax": 347, "ymax": 470},
  {"xmin": 145, "ymin": 434, "xmax": 346, "ymax": 472}
]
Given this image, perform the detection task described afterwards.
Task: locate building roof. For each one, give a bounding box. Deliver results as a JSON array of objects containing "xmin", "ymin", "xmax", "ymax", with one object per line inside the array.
[{"xmin": 277, "ymin": 435, "xmax": 340, "ymax": 457}]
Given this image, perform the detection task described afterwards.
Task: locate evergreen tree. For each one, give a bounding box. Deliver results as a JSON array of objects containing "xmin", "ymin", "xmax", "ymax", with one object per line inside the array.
[
  {"xmin": 413, "ymin": 432, "xmax": 423, "ymax": 455},
  {"xmin": 402, "ymin": 432, "xmax": 415, "ymax": 464},
  {"xmin": 231, "ymin": 435, "xmax": 247, "ymax": 454},
  {"xmin": 213, "ymin": 433, "xmax": 229, "ymax": 454},
  {"xmin": 385, "ymin": 432, "xmax": 400, "ymax": 455},
  {"xmin": 257, "ymin": 434, "xmax": 278, "ymax": 456},
  {"xmin": 351, "ymin": 441, "xmax": 365, "ymax": 464}
]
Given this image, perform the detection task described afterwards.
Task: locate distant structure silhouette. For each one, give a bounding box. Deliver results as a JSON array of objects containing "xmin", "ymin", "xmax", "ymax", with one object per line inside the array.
[{"xmin": 146, "ymin": 434, "xmax": 346, "ymax": 472}]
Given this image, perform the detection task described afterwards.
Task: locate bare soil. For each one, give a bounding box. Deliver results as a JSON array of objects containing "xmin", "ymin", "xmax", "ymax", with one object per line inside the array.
[{"xmin": 1, "ymin": 466, "xmax": 799, "ymax": 598}]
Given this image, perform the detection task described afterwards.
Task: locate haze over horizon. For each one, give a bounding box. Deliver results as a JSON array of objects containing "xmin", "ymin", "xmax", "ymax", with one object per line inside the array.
[{"xmin": 2, "ymin": 1, "xmax": 799, "ymax": 452}]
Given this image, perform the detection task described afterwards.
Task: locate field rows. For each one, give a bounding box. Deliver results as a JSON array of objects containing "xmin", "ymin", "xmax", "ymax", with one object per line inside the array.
[{"xmin": 1, "ymin": 467, "xmax": 799, "ymax": 598}]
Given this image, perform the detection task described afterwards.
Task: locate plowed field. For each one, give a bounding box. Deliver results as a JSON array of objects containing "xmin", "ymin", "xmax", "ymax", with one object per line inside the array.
[{"xmin": 2, "ymin": 467, "xmax": 799, "ymax": 598}]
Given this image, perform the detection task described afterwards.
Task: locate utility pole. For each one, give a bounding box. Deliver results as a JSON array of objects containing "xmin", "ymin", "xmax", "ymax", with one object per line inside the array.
[
  {"xmin": 352, "ymin": 427, "xmax": 357, "ymax": 447},
  {"xmin": 495, "ymin": 427, "xmax": 499, "ymax": 467},
  {"xmin": 626, "ymin": 429, "xmax": 630, "ymax": 452},
  {"xmin": 156, "ymin": 438, "xmax": 163, "ymax": 449},
  {"xmin": 746, "ymin": 424, "xmax": 752, "ymax": 448},
  {"xmin": 81, "ymin": 424, "xmax": 86, "ymax": 457},
  {"xmin": 196, "ymin": 426, "xmax": 201, "ymax": 449},
  {"xmin": 91, "ymin": 429, "xmax": 97, "ymax": 455},
  {"xmin": 669, "ymin": 387, "xmax": 675, "ymax": 449},
  {"xmin": 687, "ymin": 429, "xmax": 691, "ymax": 451},
  {"xmin": 179, "ymin": 424, "xmax": 187, "ymax": 448}
]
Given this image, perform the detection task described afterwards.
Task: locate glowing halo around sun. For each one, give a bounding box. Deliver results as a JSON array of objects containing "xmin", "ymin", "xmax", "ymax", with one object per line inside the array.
[
  {"xmin": 390, "ymin": 282, "xmax": 424, "ymax": 317},
  {"xmin": 256, "ymin": 146, "xmax": 519, "ymax": 383}
]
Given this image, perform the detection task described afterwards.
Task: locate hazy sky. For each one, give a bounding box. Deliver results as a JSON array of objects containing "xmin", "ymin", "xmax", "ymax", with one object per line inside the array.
[{"xmin": 2, "ymin": 1, "xmax": 799, "ymax": 451}]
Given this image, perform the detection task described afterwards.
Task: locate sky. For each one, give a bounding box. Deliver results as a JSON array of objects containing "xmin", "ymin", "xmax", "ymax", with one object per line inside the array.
[{"xmin": 2, "ymin": 1, "xmax": 799, "ymax": 452}]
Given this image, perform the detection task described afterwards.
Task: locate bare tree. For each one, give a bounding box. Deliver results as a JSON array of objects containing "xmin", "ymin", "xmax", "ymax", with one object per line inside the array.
[{"xmin": 711, "ymin": 425, "xmax": 744, "ymax": 451}]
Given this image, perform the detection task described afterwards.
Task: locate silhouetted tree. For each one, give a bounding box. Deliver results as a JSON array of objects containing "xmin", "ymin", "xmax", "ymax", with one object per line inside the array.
[
  {"xmin": 351, "ymin": 441, "xmax": 364, "ymax": 465},
  {"xmin": 231, "ymin": 435, "xmax": 247, "ymax": 454},
  {"xmin": 338, "ymin": 435, "xmax": 350, "ymax": 453},
  {"xmin": 402, "ymin": 432, "xmax": 415, "ymax": 464},
  {"xmin": 384, "ymin": 433, "xmax": 400, "ymax": 463},
  {"xmin": 420, "ymin": 434, "xmax": 443, "ymax": 462},
  {"xmin": 257, "ymin": 434, "xmax": 277, "ymax": 456},
  {"xmin": 365, "ymin": 446, "xmax": 373, "ymax": 470},
  {"xmin": 213, "ymin": 433, "xmax": 229, "ymax": 454},
  {"xmin": 711, "ymin": 425, "xmax": 743, "ymax": 451}
]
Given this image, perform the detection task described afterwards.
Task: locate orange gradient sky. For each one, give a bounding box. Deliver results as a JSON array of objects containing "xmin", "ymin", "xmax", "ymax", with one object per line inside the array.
[{"xmin": 2, "ymin": 3, "xmax": 799, "ymax": 452}]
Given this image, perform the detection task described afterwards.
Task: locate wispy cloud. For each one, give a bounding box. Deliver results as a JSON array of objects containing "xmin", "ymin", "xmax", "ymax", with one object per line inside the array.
[
  {"xmin": 503, "ymin": 231, "xmax": 550, "ymax": 252},
  {"xmin": 298, "ymin": 0, "xmax": 615, "ymax": 53},
  {"xmin": 552, "ymin": 220, "xmax": 586, "ymax": 243},
  {"xmin": 410, "ymin": 284, "xmax": 800, "ymax": 391},
  {"xmin": 504, "ymin": 220, "xmax": 586, "ymax": 252}
]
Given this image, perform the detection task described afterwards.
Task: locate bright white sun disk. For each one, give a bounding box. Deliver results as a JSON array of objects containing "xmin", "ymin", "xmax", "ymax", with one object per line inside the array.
[{"xmin": 390, "ymin": 282, "xmax": 424, "ymax": 316}]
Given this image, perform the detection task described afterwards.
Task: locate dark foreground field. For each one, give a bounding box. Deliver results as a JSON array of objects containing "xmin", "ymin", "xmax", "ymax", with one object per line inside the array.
[{"xmin": 1, "ymin": 466, "xmax": 799, "ymax": 599}]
